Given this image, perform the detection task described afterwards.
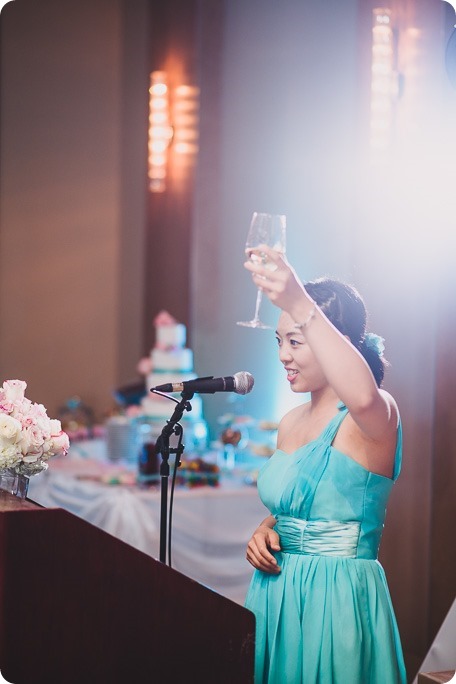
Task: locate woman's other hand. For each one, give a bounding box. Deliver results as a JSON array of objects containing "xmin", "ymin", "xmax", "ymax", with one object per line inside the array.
[{"xmin": 246, "ymin": 523, "xmax": 282, "ymax": 574}]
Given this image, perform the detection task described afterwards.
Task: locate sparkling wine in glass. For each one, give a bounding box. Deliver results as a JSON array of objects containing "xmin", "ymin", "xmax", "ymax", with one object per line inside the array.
[{"xmin": 237, "ymin": 212, "xmax": 286, "ymax": 329}]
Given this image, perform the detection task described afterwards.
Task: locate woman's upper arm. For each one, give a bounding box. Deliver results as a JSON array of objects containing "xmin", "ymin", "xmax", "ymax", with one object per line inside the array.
[{"xmin": 348, "ymin": 389, "xmax": 399, "ymax": 442}]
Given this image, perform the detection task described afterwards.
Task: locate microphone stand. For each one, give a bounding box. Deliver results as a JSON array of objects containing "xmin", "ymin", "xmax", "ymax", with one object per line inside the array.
[{"xmin": 155, "ymin": 390, "xmax": 193, "ymax": 565}]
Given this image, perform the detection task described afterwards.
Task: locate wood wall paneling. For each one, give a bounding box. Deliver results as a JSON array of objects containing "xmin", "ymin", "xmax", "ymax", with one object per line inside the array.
[{"xmin": 144, "ymin": 0, "xmax": 200, "ymax": 351}]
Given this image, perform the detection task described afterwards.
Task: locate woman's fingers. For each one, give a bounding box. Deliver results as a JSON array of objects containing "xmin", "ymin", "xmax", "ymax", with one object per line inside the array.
[
  {"xmin": 246, "ymin": 530, "xmax": 281, "ymax": 573},
  {"xmin": 244, "ymin": 259, "xmax": 282, "ymax": 291},
  {"xmin": 245, "ymin": 244, "xmax": 285, "ymax": 272},
  {"xmin": 246, "ymin": 546, "xmax": 281, "ymax": 573},
  {"xmin": 244, "ymin": 245, "xmax": 307, "ymax": 312},
  {"xmin": 247, "ymin": 243, "xmax": 283, "ymax": 259}
]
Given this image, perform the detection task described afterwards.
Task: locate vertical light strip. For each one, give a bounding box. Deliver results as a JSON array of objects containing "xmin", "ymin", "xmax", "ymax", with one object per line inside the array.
[
  {"xmin": 148, "ymin": 71, "xmax": 173, "ymax": 192},
  {"xmin": 172, "ymin": 85, "xmax": 200, "ymax": 159},
  {"xmin": 370, "ymin": 8, "xmax": 396, "ymax": 157}
]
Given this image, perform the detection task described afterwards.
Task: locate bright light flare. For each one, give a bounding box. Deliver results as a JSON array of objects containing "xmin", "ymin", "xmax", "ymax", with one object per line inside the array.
[{"xmin": 148, "ymin": 71, "xmax": 173, "ymax": 192}]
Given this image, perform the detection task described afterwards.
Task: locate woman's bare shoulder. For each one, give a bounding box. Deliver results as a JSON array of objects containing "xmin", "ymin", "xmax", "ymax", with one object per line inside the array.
[
  {"xmin": 279, "ymin": 402, "xmax": 310, "ymax": 427},
  {"xmin": 277, "ymin": 402, "xmax": 309, "ymax": 442}
]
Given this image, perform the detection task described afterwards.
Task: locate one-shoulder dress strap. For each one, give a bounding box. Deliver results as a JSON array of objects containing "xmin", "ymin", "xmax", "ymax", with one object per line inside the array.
[
  {"xmin": 322, "ymin": 403, "xmax": 403, "ymax": 482},
  {"xmin": 320, "ymin": 401, "xmax": 349, "ymax": 445}
]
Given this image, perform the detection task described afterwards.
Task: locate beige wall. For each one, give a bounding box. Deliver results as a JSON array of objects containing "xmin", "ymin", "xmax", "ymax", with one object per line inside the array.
[{"xmin": 0, "ymin": 0, "xmax": 148, "ymax": 418}]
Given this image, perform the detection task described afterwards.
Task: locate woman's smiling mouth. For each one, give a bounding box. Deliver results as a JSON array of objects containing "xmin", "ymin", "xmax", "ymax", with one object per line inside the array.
[{"xmin": 285, "ymin": 368, "xmax": 299, "ymax": 382}]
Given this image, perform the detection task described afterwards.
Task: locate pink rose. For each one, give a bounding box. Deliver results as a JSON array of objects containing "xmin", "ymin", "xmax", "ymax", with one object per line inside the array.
[
  {"xmin": 50, "ymin": 431, "xmax": 70, "ymax": 456},
  {"xmin": 19, "ymin": 425, "xmax": 45, "ymax": 456}
]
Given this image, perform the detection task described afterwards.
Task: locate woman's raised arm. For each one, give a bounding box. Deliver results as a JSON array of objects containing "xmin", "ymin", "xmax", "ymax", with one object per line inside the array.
[{"xmin": 244, "ymin": 245, "xmax": 397, "ymax": 441}]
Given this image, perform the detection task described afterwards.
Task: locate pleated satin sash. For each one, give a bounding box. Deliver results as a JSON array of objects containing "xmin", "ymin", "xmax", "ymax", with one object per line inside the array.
[{"xmin": 275, "ymin": 515, "xmax": 362, "ymax": 558}]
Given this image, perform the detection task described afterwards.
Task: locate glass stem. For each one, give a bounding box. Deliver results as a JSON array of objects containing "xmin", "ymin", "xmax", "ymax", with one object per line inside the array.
[{"xmin": 253, "ymin": 288, "xmax": 263, "ymax": 322}]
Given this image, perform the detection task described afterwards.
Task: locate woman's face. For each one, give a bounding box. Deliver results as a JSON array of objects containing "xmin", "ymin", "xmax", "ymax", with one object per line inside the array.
[{"xmin": 276, "ymin": 311, "xmax": 327, "ymax": 394}]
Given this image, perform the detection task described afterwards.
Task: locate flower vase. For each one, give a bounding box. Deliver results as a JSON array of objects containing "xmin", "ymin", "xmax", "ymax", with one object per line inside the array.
[{"xmin": 0, "ymin": 468, "xmax": 30, "ymax": 499}]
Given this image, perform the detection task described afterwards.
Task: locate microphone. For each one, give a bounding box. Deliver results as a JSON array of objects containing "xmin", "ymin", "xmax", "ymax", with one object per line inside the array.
[{"xmin": 151, "ymin": 371, "xmax": 254, "ymax": 395}]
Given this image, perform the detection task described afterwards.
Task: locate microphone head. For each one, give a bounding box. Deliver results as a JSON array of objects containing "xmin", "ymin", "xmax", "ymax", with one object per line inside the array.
[{"xmin": 233, "ymin": 371, "xmax": 254, "ymax": 395}]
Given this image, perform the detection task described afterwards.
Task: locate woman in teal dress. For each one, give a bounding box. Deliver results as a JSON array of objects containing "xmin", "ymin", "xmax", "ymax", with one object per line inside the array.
[{"xmin": 243, "ymin": 246, "xmax": 407, "ymax": 684}]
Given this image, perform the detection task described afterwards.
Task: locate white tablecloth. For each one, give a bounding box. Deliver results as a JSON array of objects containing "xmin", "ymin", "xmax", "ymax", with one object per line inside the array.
[{"xmin": 28, "ymin": 444, "xmax": 269, "ymax": 605}]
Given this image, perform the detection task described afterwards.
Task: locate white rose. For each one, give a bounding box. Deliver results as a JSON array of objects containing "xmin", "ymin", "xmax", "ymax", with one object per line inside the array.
[
  {"xmin": 19, "ymin": 426, "xmax": 44, "ymax": 457},
  {"xmin": 49, "ymin": 419, "xmax": 62, "ymax": 435},
  {"xmin": 0, "ymin": 414, "xmax": 22, "ymax": 442},
  {"xmin": 2, "ymin": 380, "xmax": 27, "ymax": 403}
]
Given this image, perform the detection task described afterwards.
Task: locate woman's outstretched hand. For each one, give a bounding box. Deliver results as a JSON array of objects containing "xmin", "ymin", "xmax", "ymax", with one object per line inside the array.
[
  {"xmin": 246, "ymin": 523, "xmax": 282, "ymax": 574},
  {"xmin": 244, "ymin": 245, "xmax": 308, "ymax": 315}
]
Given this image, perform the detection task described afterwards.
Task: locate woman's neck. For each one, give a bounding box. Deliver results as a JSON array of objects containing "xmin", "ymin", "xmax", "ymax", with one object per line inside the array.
[{"xmin": 308, "ymin": 385, "xmax": 340, "ymax": 416}]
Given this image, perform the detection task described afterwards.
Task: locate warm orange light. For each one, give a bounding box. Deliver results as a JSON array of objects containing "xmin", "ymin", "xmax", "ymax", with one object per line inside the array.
[
  {"xmin": 172, "ymin": 85, "xmax": 200, "ymax": 159},
  {"xmin": 148, "ymin": 73, "xmax": 200, "ymax": 190},
  {"xmin": 148, "ymin": 71, "xmax": 173, "ymax": 192}
]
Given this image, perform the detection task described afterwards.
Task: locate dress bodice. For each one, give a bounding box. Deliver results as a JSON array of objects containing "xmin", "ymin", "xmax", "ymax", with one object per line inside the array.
[{"xmin": 257, "ymin": 404, "xmax": 402, "ymax": 560}]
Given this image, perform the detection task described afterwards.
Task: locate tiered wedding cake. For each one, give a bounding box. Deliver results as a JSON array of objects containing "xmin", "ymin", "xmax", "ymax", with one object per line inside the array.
[
  {"xmin": 139, "ymin": 311, "xmax": 204, "ymax": 422},
  {"xmin": 106, "ymin": 312, "xmax": 207, "ymax": 463}
]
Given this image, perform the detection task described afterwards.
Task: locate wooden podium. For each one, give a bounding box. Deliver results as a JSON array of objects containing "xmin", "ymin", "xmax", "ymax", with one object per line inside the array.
[{"xmin": 0, "ymin": 493, "xmax": 255, "ymax": 683}]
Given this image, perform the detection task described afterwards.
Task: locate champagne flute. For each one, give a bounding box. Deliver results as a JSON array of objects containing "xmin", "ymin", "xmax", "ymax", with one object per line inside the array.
[{"xmin": 237, "ymin": 212, "xmax": 286, "ymax": 329}]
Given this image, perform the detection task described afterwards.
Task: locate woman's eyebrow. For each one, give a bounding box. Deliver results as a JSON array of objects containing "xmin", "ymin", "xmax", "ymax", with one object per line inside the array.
[{"xmin": 276, "ymin": 330, "xmax": 304, "ymax": 338}]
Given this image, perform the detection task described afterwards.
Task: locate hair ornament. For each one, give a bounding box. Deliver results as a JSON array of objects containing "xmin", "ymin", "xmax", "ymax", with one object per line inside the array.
[{"xmin": 364, "ymin": 333, "xmax": 385, "ymax": 356}]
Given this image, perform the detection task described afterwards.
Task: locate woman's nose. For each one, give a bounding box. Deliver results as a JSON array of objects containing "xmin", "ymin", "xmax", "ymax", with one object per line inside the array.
[{"xmin": 279, "ymin": 345, "xmax": 292, "ymax": 363}]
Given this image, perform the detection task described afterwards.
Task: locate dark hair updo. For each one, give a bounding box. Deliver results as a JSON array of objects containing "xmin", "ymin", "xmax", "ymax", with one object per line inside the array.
[{"xmin": 304, "ymin": 277, "xmax": 386, "ymax": 387}]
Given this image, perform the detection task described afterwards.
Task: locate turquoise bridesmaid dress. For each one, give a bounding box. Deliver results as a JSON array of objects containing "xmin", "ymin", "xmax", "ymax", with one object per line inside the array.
[{"xmin": 245, "ymin": 403, "xmax": 407, "ymax": 684}]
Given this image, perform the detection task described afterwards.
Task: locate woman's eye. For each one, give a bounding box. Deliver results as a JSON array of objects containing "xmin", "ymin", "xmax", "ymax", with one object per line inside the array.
[{"xmin": 275, "ymin": 338, "xmax": 282, "ymax": 346}]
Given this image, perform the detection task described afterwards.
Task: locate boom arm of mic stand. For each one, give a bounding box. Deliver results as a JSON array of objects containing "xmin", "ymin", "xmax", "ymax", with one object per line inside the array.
[{"xmin": 156, "ymin": 391, "xmax": 193, "ymax": 564}]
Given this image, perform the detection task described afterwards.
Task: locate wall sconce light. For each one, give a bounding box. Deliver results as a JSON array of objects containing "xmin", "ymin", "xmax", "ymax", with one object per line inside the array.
[
  {"xmin": 370, "ymin": 8, "xmax": 399, "ymax": 156},
  {"xmin": 172, "ymin": 85, "xmax": 200, "ymax": 157},
  {"xmin": 148, "ymin": 71, "xmax": 173, "ymax": 192},
  {"xmin": 148, "ymin": 72, "xmax": 200, "ymax": 192}
]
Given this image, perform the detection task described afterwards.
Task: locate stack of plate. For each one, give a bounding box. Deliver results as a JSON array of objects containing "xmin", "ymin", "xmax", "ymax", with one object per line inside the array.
[{"xmin": 105, "ymin": 416, "xmax": 138, "ymax": 463}]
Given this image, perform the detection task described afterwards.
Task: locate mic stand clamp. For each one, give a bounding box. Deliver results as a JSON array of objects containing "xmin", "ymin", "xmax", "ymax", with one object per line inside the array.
[{"xmin": 155, "ymin": 390, "xmax": 193, "ymax": 564}]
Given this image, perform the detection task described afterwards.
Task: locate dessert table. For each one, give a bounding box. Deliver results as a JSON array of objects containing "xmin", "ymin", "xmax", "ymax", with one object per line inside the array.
[{"xmin": 27, "ymin": 441, "xmax": 269, "ymax": 604}]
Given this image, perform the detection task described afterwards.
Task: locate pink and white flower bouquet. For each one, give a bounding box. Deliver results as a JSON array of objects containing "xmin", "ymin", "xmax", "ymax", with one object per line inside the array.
[{"xmin": 0, "ymin": 379, "xmax": 70, "ymax": 475}]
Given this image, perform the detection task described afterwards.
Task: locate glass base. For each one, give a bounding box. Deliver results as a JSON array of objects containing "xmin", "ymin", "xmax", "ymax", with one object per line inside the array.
[
  {"xmin": 236, "ymin": 320, "xmax": 272, "ymax": 329},
  {"xmin": 0, "ymin": 468, "xmax": 30, "ymax": 499}
]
